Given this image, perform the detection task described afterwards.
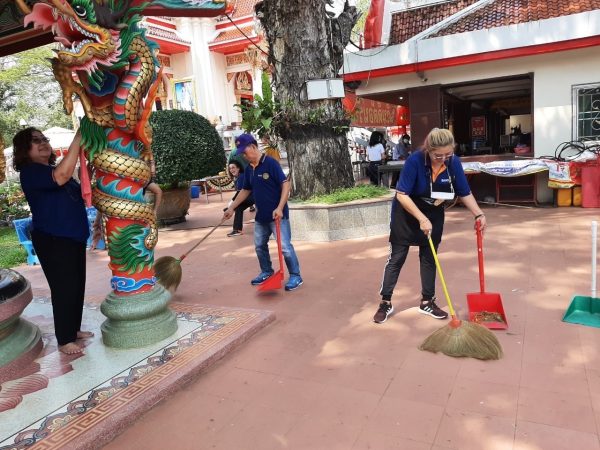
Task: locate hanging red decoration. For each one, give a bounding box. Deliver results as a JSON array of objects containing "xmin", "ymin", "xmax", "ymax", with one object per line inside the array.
[
  {"xmin": 342, "ymin": 91, "xmax": 358, "ymax": 113},
  {"xmin": 395, "ymin": 105, "xmax": 410, "ymax": 126}
]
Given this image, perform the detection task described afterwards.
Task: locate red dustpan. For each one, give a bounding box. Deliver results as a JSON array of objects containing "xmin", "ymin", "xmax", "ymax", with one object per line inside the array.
[
  {"xmin": 467, "ymin": 222, "xmax": 508, "ymax": 329},
  {"xmin": 257, "ymin": 217, "xmax": 285, "ymax": 291}
]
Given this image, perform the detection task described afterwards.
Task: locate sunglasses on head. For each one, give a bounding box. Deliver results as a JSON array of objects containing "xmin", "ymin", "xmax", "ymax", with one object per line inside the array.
[{"xmin": 31, "ymin": 136, "xmax": 50, "ymax": 144}]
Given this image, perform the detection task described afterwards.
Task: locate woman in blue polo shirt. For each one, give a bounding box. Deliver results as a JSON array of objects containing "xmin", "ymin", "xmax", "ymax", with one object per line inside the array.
[
  {"xmin": 13, "ymin": 128, "xmax": 91, "ymax": 354},
  {"xmin": 373, "ymin": 128, "xmax": 487, "ymax": 324}
]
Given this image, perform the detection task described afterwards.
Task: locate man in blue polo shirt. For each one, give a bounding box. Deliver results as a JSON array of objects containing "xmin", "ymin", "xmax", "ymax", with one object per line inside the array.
[{"xmin": 223, "ymin": 133, "xmax": 303, "ymax": 291}]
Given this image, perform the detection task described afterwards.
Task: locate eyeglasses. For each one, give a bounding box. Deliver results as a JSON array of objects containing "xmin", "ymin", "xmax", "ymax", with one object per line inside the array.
[
  {"xmin": 31, "ymin": 136, "xmax": 50, "ymax": 144},
  {"xmin": 430, "ymin": 151, "xmax": 453, "ymax": 161}
]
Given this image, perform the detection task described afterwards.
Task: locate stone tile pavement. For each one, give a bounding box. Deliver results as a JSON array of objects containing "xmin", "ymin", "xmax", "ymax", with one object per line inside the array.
[{"xmin": 14, "ymin": 192, "xmax": 600, "ymax": 449}]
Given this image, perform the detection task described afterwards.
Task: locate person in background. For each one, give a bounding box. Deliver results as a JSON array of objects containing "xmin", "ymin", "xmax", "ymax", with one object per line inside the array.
[
  {"xmin": 13, "ymin": 127, "xmax": 92, "ymax": 354},
  {"xmin": 366, "ymin": 131, "xmax": 385, "ymax": 185},
  {"xmin": 222, "ymin": 133, "xmax": 303, "ymax": 291},
  {"xmin": 393, "ymin": 134, "xmax": 411, "ymax": 161},
  {"xmin": 390, "ymin": 133, "xmax": 411, "ymax": 188},
  {"xmin": 224, "ymin": 159, "xmax": 255, "ymax": 237},
  {"xmin": 373, "ymin": 128, "xmax": 487, "ymax": 324}
]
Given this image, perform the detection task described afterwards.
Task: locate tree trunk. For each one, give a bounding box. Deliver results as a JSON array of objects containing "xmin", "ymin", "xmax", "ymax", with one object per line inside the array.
[{"xmin": 256, "ymin": 0, "xmax": 358, "ymax": 199}]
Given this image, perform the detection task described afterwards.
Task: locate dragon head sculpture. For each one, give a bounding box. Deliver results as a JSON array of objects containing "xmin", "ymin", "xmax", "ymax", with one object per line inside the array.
[{"xmin": 24, "ymin": 1, "xmax": 149, "ymax": 94}]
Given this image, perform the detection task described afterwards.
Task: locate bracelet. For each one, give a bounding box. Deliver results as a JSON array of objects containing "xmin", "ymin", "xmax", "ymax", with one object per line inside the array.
[{"xmin": 474, "ymin": 214, "xmax": 485, "ymax": 220}]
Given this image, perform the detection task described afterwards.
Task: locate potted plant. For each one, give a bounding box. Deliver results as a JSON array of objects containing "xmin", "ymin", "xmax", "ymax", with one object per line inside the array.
[{"xmin": 150, "ymin": 110, "xmax": 226, "ymax": 225}]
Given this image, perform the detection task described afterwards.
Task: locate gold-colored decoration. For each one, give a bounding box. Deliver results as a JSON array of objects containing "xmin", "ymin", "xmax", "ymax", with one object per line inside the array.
[
  {"xmin": 235, "ymin": 71, "xmax": 252, "ymax": 93},
  {"xmin": 226, "ymin": 53, "xmax": 248, "ymax": 67},
  {"xmin": 244, "ymin": 39, "xmax": 269, "ymax": 71},
  {"xmin": 15, "ymin": 0, "xmax": 31, "ymax": 14}
]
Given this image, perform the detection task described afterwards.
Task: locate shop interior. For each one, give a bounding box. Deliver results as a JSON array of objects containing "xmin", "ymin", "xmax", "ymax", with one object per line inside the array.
[
  {"xmin": 356, "ymin": 74, "xmax": 537, "ymax": 203},
  {"xmin": 443, "ymin": 74, "xmax": 533, "ymax": 156},
  {"xmin": 361, "ymin": 74, "xmax": 533, "ymax": 156}
]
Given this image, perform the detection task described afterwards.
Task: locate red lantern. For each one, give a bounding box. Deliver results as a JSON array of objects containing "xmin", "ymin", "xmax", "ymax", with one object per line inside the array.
[
  {"xmin": 342, "ymin": 92, "xmax": 358, "ymax": 113},
  {"xmin": 395, "ymin": 105, "xmax": 410, "ymax": 126}
]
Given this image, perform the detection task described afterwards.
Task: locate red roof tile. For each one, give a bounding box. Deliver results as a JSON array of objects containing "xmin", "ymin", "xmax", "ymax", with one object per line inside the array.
[
  {"xmin": 390, "ymin": 0, "xmax": 600, "ymax": 44},
  {"xmin": 145, "ymin": 24, "xmax": 190, "ymax": 44},
  {"xmin": 211, "ymin": 26, "xmax": 255, "ymax": 44},
  {"xmin": 389, "ymin": 0, "xmax": 479, "ymax": 44},
  {"xmin": 430, "ymin": 0, "xmax": 600, "ymax": 37},
  {"xmin": 219, "ymin": 0, "xmax": 258, "ymax": 20}
]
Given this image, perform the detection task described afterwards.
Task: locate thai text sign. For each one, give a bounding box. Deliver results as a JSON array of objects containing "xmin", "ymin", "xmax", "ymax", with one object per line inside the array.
[{"xmin": 345, "ymin": 93, "xmax": 397, "ymax": 127}]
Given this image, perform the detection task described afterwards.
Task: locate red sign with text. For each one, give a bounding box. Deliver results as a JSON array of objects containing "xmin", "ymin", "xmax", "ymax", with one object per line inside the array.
[{"xmin": 343, "ymin": 92, "xmax": 398, "ymax": 127}]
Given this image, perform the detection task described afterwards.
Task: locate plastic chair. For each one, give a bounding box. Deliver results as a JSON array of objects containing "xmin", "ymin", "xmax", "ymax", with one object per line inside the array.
[
  {"xmin": 12, "ymin": 217, "xmax": 40, "ymax": 265},
  {"xmin": 86, "ymin": 207, "xmax": 106, "ymax": 250}
]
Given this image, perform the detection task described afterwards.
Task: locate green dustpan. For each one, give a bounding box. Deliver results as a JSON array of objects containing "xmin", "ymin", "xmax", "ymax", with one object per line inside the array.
[{"xmin": 563, "ymin": 221, "xmax": 600, "ymax": 328}]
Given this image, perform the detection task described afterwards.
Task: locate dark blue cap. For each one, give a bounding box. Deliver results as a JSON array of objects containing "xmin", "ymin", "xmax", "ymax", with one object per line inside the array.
[{"xmin": 235, "ymin": 133, "xmax": 258, "ymax": 154}]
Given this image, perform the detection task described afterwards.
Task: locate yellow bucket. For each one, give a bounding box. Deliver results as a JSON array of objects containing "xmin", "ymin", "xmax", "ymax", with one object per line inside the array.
[{"xmin": 557, "ymin": 188, "xmax": 572, "ymax": 207}]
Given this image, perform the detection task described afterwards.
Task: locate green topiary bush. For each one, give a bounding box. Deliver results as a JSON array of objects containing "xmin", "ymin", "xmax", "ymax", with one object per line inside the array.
[{"xmin": 150, "ymin": 110, "xmax": 226, "ymax": 188}]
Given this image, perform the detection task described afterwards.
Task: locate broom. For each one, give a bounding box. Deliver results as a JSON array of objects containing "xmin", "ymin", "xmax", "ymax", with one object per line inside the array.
[
  {"xmin": 419, "ymin": 234, "xmax": 503, "ymax": 360},
  {"xmin": 154, "ymin": 219, "xmax": 225, "ymax": 292}
]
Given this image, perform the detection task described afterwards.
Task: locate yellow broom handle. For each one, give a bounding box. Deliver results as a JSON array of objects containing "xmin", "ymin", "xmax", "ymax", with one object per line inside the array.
[{"xmin": 427, "ymin": 235, "xmax": 456, "ymax": 317}]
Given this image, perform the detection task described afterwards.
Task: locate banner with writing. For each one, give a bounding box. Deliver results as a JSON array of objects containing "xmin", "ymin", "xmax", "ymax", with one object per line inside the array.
[{"xmin": 343, "ymin": 92, "xmax": 397, "ymax": 127}]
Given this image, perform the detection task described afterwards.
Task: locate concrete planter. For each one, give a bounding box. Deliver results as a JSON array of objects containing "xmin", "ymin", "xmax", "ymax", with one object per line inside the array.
[{"xmin": 289, "ymin": 193, "xmax": 394, "ymax": 241}]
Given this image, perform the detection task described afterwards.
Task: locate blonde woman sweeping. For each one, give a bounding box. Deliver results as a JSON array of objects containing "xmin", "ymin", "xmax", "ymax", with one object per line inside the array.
[{"xmin": 373, "ymin": 128, "xmax": 487, "ymax": 324}]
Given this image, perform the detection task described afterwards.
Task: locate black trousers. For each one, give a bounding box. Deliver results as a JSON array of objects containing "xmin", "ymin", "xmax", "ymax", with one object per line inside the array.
[
  {"xmin": 233, "ymin": 198, "xmax": 255, "ymax": 231},
  {"xmin": 368, "ymin": 161, "xmax": 382, "ymax": 185},
  {"xmin": 32, "ymin": 230, "xmax": 86, "ymax": 345},
  {"xmin": 379, "ymin": 242, "xmax": 439, "ymax": 302}
]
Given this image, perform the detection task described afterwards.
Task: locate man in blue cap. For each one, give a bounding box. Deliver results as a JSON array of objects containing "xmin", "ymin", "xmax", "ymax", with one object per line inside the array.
[{"xmin": 223, "ymin": 133, "xmax": 303, "ymax": 291}]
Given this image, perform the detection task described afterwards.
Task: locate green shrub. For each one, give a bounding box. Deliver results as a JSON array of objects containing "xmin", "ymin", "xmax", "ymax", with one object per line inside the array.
[
  {"xmin": 150, "ymin": 110, "xmax": 226, "ymax": 188},
  {"xmin": 304, "ymin": 185, "xmax": 390, "ymax": 204},
  {"xmin": 0, "ymin": 182, "xmax": 30, "ymax": 226},
  {"xmin": 0, "ymin": 226, "xmax": 27, "ymax": 268}
]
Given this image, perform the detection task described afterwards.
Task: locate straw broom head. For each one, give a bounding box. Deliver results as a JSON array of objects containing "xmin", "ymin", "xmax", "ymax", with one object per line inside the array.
[
  {"xmin": 153, "ymin": 220, "xmax": 227, "ymax": 293},
  {"xmin": 154, "ymin": 256, "xmax": 182, "ymax": 292},
  {"xmin": 420, "ymin": 318, "xmax": 503, "ymax": 360}
]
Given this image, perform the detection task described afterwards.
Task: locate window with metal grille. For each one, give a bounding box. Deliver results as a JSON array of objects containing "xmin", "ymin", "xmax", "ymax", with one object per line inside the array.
[{"xmin": 573, "ymin": 83, "xmax": 600, "ymax": 141}]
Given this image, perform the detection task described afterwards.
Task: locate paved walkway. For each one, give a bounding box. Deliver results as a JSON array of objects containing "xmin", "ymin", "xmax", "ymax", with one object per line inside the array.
[{"xmin": 15, "ymin": 193, "xmax": 600, "ymax": 450}]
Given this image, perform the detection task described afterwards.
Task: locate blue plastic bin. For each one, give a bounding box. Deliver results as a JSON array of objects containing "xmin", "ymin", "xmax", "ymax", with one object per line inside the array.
[
  {"xmin": 12, "ymin": 217, "xmax": 40, "ymax": 265},
  {"xmin": 191, "ymin": 185, "xmax": 200, "ymax": 199},
  {"xmin": 86, "ymin": 207, "xmax": 106, "ymax": 250}
]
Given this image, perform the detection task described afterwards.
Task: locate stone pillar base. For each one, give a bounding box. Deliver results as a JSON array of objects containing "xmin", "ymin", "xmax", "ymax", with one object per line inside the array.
[
  {"xmin": 0, "ymin": 318, "xmax": 42, "ymax": 382},
  {"xmin": 100, "ymin": 284, "xmax": 177, "ymax": 349}
]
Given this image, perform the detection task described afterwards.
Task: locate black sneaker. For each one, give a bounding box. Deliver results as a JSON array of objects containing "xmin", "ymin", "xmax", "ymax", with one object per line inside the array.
[
  {"xmin": 419, "ymin": 297, "xmax": 448, "ymax": 319},
  {"xmin": 373, "ymin": 301, "xmax": 394, "ymax": 324},
  {"xmin": 227, "ymin": 230, "xmax": 243, "ymax": 237}
]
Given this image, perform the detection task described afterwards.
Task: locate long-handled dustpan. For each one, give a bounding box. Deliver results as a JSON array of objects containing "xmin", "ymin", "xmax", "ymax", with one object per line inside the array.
[
  {"xmin": 257, "ymin": 217, "xmax": 285, "ymax": 292},
  {"xmin": 467, "ymin": 221, "xmax": 508, "ymax": 329},
  {"xmin": 563, "ymin": 221, "xmax": 600, "ymax": 328}
]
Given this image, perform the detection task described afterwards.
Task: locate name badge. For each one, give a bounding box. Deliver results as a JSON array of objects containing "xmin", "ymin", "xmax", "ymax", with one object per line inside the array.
[{"xmin": 430, "ymin": 190, "xmax": 455, "ymax": 200}]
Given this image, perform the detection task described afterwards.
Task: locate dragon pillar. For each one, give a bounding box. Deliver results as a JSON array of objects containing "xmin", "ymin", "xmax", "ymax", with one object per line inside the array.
[{"xmin": 23, "ymin": 0, "xmax": 228, "ymax": 348}]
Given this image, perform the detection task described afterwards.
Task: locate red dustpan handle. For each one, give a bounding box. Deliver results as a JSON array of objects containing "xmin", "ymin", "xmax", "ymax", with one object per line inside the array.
[
  {"xmin": 275, "ymin": 217, "xmax": 284, "ymax": 275},
  {"xmin": 476, "ymin": 220, "xmax": 485, "ymax": 293}
]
